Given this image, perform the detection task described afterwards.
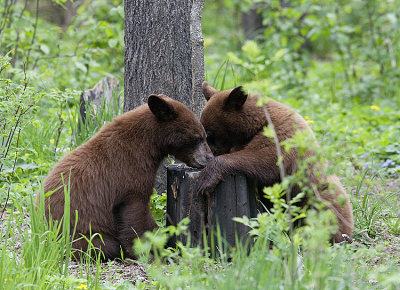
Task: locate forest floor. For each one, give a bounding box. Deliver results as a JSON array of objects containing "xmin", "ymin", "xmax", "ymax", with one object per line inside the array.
[
  {"xmin": 68, "ymin": 259, "xmax": 148, "ymax": 286},
  {"xmin": 0, "ymin": 210, "xmax": 148, "ymax": 287}
]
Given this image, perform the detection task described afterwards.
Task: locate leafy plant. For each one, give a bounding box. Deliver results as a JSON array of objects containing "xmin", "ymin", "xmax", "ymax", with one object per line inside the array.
[
  {"xmin": 150, "ymin": 190, "xmax": 167, "ymax": 227},
  {"xmin": 0, "ymin": 54, "xmax": 39, "ymax": 208}
]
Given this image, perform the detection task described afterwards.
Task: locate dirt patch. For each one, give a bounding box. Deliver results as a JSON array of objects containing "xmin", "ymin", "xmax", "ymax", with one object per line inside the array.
[{"xmin": 68, "ymin": 259, "xmax": 149, "ymax": 286}]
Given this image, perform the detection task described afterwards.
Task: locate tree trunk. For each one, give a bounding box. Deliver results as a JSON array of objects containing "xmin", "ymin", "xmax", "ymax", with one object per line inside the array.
[
  {"xmin": 124, "ymin": 0, "xmax": 205, "ymax": 117},
  {"xmin": 27, "ymin": 0, "xmax": 77, "ymax": 29},
  {"xmin": 242, "ymin": 4, "xmax": 265, "ymax": 40},
  {"xmin": 124, "ymin": 0, "xmax": 205, "ymax": 194}
]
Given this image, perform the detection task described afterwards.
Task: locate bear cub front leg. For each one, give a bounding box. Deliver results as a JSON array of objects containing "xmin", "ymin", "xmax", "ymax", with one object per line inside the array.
[{"xmin": 197, "ymin": 156, "xmax": 227, "ymax": 195}]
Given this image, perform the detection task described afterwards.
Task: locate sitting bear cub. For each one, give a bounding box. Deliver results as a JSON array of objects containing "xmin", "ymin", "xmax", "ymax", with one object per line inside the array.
[
  {"xmin": 38, "ymin": 94, "xmax": 213, "ymax": 260},
  {"xmin": 197, "ymin": 82, "xmax": 353, "ymax": 242}
]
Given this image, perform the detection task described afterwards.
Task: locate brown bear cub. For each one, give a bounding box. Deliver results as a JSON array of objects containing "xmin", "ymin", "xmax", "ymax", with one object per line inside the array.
[
  {"xmin": 198, "ymin": 82, "xmax": 353, "ymax": 243},
  {"xmin": 38, "ymin": 94, "xmax": 213, "ymax": 260}
]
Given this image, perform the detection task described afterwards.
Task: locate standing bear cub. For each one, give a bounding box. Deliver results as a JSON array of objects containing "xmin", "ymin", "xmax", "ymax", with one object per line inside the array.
[
  {"xmin": 198, "ymin": 82, "xmax": 353, "ymax": 242},
  {"xmin": 38, "ymin": 94, "xmax": 213, "ymax": 260}
]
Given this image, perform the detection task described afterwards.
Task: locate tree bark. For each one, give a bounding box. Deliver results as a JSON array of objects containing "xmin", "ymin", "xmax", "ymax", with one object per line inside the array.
[
  {"xmin": 242, "ymin": 4, "xmax": 265, "ymax": 40},
  {"xmin": 124, "ymin": 0, "xmax": 205, "ymax": 117},
  {"xmin": 124, "ymin": 0, "xmax": 205, "ymax": 194},
  {"xmin": 190, "ymin": 0, "xmax": 205, "ymax": 117}
]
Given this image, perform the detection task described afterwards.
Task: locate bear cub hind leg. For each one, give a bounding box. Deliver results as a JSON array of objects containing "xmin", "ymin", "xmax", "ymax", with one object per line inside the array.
[{"xmin": 113, "ymin": 199, "xmax": 158, "ymax": 258}]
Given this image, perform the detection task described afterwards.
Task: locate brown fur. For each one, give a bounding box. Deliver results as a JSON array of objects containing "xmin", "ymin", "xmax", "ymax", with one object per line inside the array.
[
  {"xmin": 198, "ymin": 83, "xmax": 353, "ymax": 242},
  {"xmin": 37, "ymin": 94, "xmax": 213, "ymax": 260}
]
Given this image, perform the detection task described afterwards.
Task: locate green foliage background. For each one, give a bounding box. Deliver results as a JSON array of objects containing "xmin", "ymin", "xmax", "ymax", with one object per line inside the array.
[{"xmin": 1, "ymin": 0, "xmax": 400, "ymax": 288}]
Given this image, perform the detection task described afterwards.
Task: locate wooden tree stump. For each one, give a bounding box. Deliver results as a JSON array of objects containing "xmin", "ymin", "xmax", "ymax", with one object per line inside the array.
[
  {"xmin": 166, "ymin": 164, "xmax": 206, "ymax": 248},
  {"xmin": 166, "ymin": 164, "xmax": 260, "ymax": 249}
]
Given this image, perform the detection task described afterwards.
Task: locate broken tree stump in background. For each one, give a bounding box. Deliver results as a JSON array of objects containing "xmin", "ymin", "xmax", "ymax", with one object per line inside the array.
[
  {"xmin": 166, "ymin": 164, "xmax": 260, "ymax": 249},
  {"xmin": 79, "ymin": 77, "xmax": 120, "ymax": 129}
]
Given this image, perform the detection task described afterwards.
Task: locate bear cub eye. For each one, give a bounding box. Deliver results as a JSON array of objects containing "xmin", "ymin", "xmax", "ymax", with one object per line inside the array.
[
  {"xmin": 206, "ymin": 131, "xmax": 215, "ymax": 145},
  {"xmin": 194, "ymin": 135, "xmax": 203, "ymax": 145}
]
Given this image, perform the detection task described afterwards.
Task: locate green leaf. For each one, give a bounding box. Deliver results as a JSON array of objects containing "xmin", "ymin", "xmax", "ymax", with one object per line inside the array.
[
  {"xmin": 271, "ymin": 49, "xmax": 287, "ymax": 61},
  {"xmin": 242, "ymin": 40, "xmax": 261, "ymax": 60}
]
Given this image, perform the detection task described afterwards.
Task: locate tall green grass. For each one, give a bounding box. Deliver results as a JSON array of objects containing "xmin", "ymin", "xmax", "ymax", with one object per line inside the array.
[
  {"xmin": 0, "ymin": 179, "xmax": 105, "ymax": 289},
  {"xmin": 1, "ymin": 79, "xmax": 125, "ymax": 288}
]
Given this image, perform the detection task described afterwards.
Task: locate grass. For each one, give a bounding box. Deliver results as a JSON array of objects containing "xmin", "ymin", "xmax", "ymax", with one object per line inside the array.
[{"xmin": 0, "ymin": 180, "xmax": 109, "ymax": 289}]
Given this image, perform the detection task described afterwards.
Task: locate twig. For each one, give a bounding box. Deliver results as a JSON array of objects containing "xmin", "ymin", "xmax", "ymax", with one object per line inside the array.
[
  {"xmin": 9, "ymin": 0, "xmax": 27, "ymax": 69},
  {"xmin": 1, "ymin": 106, "xmax": 20, "ymax": 160},
  {"xmin": 6, "ymin": 0, "xmax": 17, "ymax": 30},
  {"xmin": 54, "ymin": 102, "xmax": 64, "ymax": 157},
  {"xmin": 25, "ymin": 0, "xmax": 39, "ymax": 71},
  {"xmin": 0, "ymin": 0, "xmax": 15, "ymax": 35},
  {"xmin": 1, "ymin": 128, "xmax": 21, "ymax": 219},
  {"xmin": 2, "ymin": 62, "xmax": 31, "ymax": 155},
  {"xmin": 1, "ymin": 102, "xmax": 33, "ymax": 173},
  {"xmin": 22, "ymin": 62, "xmax": 28, "ymax": 91},
  {"xmin": 18, "ymin": 0, "xmax": 28, "ymax": 20}
]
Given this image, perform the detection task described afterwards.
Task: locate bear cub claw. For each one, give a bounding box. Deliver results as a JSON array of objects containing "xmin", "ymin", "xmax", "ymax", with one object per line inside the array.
[{"xmin": 197, "ymin": 157, "xmax": 224, "ymax": 196}]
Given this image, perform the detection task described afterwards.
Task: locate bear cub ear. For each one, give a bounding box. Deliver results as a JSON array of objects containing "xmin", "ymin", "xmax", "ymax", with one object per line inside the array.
[
  {"xmin": 202, "ymin": 81, "xmax": 219, "ymax": 101},
  {"xmin": 224, "ymin": 86, "xmax": 247, "ymax": 110},
  {"xmin": 147, "ymin": 94, "xmax": 177, "ymax": 121}
]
